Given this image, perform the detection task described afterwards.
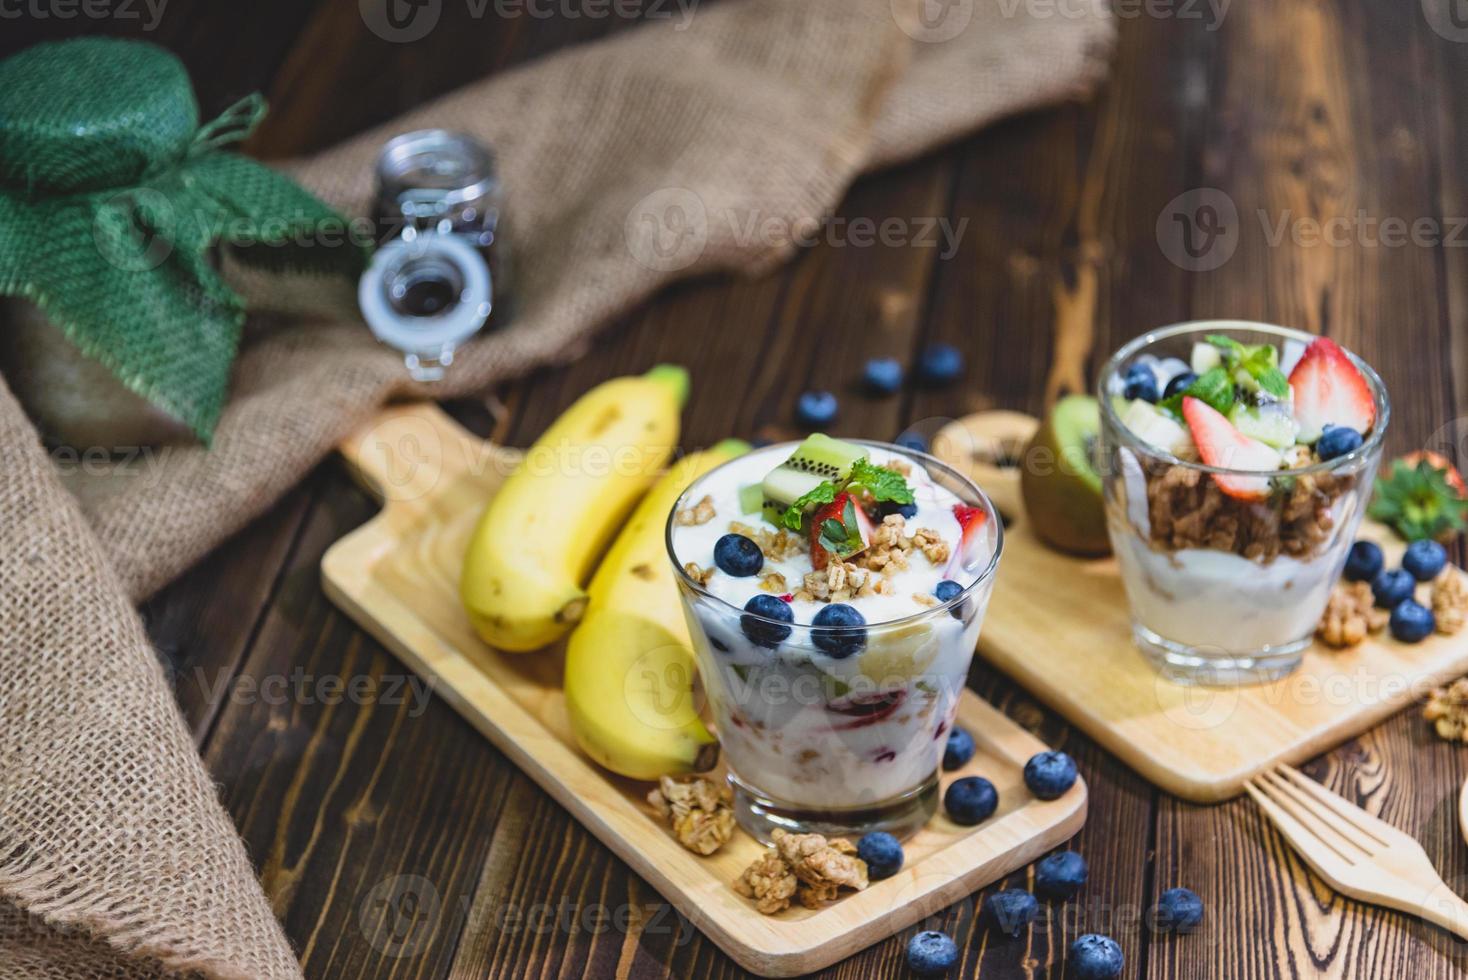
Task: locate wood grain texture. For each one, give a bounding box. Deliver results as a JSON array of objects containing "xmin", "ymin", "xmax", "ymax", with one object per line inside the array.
[
  {"xmin": 6, "ymin": 0, "xmax": 1463, "ymax": 975},
  {"xmin": 321, "ymin": 402, "xmax": 1088, "ymax": 976}
]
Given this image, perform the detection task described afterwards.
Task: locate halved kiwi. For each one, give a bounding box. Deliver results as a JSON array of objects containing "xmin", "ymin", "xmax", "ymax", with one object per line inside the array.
[{"xmin": 760, "ymin": 433, "xmax": 868, "ymax": 525}]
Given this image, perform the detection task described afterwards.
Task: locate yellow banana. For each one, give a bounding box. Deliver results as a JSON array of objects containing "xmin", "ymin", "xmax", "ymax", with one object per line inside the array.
[
  {"xmin": 565, "ymin": 439, "xmax": 748, "ymax": 780},
  {"xmin": 460, "ymin": 365, "xmax": 688, "ymax": 652}
]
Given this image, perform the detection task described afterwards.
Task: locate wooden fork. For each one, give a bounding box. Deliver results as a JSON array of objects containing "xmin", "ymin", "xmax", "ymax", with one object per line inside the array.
[{"xmin": 1245, "ymin": 765, "xmax": 1468, "ymax": 939}]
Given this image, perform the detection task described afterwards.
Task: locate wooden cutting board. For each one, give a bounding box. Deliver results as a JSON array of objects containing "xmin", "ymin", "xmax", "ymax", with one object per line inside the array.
[
  {"xmin": 321, "ymin": 403, "xmax": 1087, "ymax": 978},
  {"xmin": 932, "ymin": 411, "xmax": 1468, "ymax": 803}
]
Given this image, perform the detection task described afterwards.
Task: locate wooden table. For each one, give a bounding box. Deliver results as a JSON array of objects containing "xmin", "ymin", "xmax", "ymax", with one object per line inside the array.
[{"xmin": 14, "ymin": 2, "xmax": 1468, "ymax": 976}]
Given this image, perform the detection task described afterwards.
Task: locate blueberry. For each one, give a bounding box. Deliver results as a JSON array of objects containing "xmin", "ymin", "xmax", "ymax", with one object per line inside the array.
[
  {"xmin": 1372, "ymin": 568, "xmax": 1416, "ymax": 609},
  {"xmin": 811, "ymin": 603, "xmax": 867, "ymax": 658},
  {"xmin": 864, "ymin": 358, "xmax": 903, "ymax": 395},
  {"xmin": 916, "ymin": 343, "xmax": 964, "ymax": 386},
  {"xmin": 796, "ymin": 391, "xmax": 838, "ymax": 427},
  {"xmin": 1163, "ymin": 370, "xmax": 1197, "ymax": 399},
  {"xmin": 1316, "ymin": 424, "xmax": 1364, "ymax": 461},
  {"xmin": 1122, "ymin": 363, "xmax": 1160, "ymax": 403},
  {"xmin": 878, "ymin": 500, "xmax": 919, "ymax": 520},
  {"xmin": 1403, "ymin": 539, "xmax": 1448, "ymax": 582},
  {"xmin": 1343, "ymin": 540, "xmax": 1384, "ymax": 583},
  {"xmin": 1070, "ymin": 934, "xmax": 1124, "ymax": 979},
  {"xmin": 906, "ymin": 930, "xmax": 958, "ymax": 976},
  {"xmin": 1023, "ymin": 750, "xmax": 1077, "ymax": 800},
  {"xmin": 984, "ymin": 889, "xmax": 1038, "ymax": 938},
  {"xmin": 895, "ymin": 431, "xmax": 929, "ymax": 454},
  {"xmin": 1151, "ymin": 886, "xmax": 1204, "ymax": 934},
  {"xmin": 1034, "ymin": 850, "xmax": 1088, "ymax": 900},
  {"xmin": 942, "ymin": 726, "xmax": 976, "ymax": 770},
  {"xmin": 933, "ymin": 578, "xmax": 968, "ymax": 620},
  {"xmin": 944, "ymin": 775, "xmax": 998, "ymax": 825},
  {"xmin": 713, "ymin": 533, "xmax": 763, "ymax": 577},
  {"xmin": 710, "ymin": 635, "xmax": 730, "ymax": 653},
  {"xmin": 1390, "ymin": 598, "xmax": 1435, "ymax": 643},
  {"xmin": 740, "ymin": 594, "xmax": 794, "ymax": 648},
  {"xmin": 856, "ymin": 831, "xmax": 904, "ymax": 880}
]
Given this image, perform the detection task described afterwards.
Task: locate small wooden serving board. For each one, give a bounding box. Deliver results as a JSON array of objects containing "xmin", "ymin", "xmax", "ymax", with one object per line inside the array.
[
  {"xmin": 322, "ymin": 403, "xmax": 1086, "ymax": 977},
  {"xmin": 933, "ymin": 411, "xmax": 1468, "ymax": 803}
]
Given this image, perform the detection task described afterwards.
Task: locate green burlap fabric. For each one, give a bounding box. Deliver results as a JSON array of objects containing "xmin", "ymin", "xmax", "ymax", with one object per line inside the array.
[{"xmin": 0, "ymin": 37, "xmax": 359, "ymax": 441}]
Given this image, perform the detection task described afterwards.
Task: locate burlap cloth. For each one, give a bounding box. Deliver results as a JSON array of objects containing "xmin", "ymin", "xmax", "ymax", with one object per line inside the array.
[{"xmin": 0, "ymin": 1, "xmax": 1112, "ymax": 976}]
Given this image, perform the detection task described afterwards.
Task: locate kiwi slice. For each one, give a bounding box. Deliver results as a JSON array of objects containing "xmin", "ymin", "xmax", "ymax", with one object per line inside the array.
[
  {"xmin": 1020, "ymin": 396, "xmax": 1111, "ymax": 557},
  {"xmin": 760, "ymin": 434, "xmax": 868, "ymax": 525}
]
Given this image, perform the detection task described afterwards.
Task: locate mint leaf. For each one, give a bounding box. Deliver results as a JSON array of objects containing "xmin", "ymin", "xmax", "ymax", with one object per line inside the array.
[
  {"xmin": 1160, "ymin": 366, "xmax": 1235, "ymax": 416},
  {"xmin": 817, "ymin": 498, "xmax": 866, "ymax": 557},
  {"xmin": 846, "ymin": 458, "xmax": 915, "ymax": 504},
  {"xmin": 1253, "ymin": 365, "xmax": 1290, "ymax": 398},
  {"xmin": 781, "ymin": 481, "xmax": 838, "ymax": 530},
  {"xmin": 1207, "ymin": 334, "xmax": 1287, "ymax": 397}
]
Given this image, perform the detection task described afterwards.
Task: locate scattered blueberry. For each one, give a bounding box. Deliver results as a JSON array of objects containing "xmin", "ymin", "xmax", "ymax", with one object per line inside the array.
[
  {"xmin": 812, "ymin": 603, "xmax": 867, "ymax": 658},
  {"xmin": 864, "ymin": 358, "xmax": 904, "ymax": 395},
  {"xmin": 1343, "ymin": 540, "xmax": 1384, "ymax": 583},
  {"xmin": 857, "ymin": 831, "xmax": 904, "ymax": 880},
  {"xmin": 1403, "ymin": 539, "xmax": 1448, "ymax": 582},
  {"xmin": 1034, "ymin": 850, "xmax": 1089, "ymax": 900},
  {"xmin": 709, "ymin": 635, "xmax": 730, "ymax": 653},
  {"xmin": 796, "ymin": 390, "xmax": 838, "ymax": 427},
  {"xmin": 1023, "ymin": 751, "xmax": 1078, "ymax": 800},
  {"xmin": 895, "ymin": 430, "xmax": 929, "ymax": 454},
  {"xmin": 878, "ymin": 499, "xmax": 919, "ymax": 520},
  {"xmin": 906, "ymin": 930, "xmax": 958, "ymax": 976},
  {"xmin": 1070, "ymin": 934, "xmax": 1124, "ymax": 979},
  {"xmin": 1316, "ymin": 424, "xmax": 1364, "ymax": 461},
  {"xmin": 1151, "ymin": 887, "xmax": 1205, "ymax": 935},
  {"xmin": 1122, "ymin": 363, "xmax": 1160, "ymax": 403},
  {"xmin": 984, "ymin": 889, "xmax": 1039, "ymax": 938},
  {"xmin": 934, "ymin": 578, "xmax": 967, "ymax": 620},
  {"xmin": 713, "ymin": 533, "xmax": 763, "ymax": 577},
  {"xmin": 1163, "ymin": 370, "xmax": 1197, "ymax": 399},
  {"xmin": 1372, "ymin": 568, "xmax": 1416, "ymax": 609},
  {"xmin": 943, "ymin": 726, "xmax": 976, "ymax": 770},
  {"xmin": 944, "ymin": 776, "xmax": 998, "ymax": 825},
  {"xmin": 740, "ymin": 594, "xmax": 794, "ymax": 648},
  {"xmin": 916, "ymin": 344, "xmax": 964, "ymax": 386},
  {"xmin": 1390, "ymin": 598, "xmax": 1435, "ymax": 643}
]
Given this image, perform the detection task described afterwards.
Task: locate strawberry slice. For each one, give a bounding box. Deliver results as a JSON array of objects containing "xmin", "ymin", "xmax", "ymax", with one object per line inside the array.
[
  {"xmin": 809, "ymin": 492, "xmax": 874, "ymax": 571},
  {"xmin": 1288, "ymin": 336, "xmax": 1376, "ymax": 443},
  {"xmin": 945, "ymin": 503, "xmax": 989, "ymax": 576},
  {"xmin": 1181, "ymin": 396, "xmax": 1283, "ymax": 501}
]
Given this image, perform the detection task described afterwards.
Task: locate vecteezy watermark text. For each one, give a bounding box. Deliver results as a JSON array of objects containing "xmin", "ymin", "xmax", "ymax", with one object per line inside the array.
[
  {"xmin": 0, "ymin": 0, "xmax": 168, "ymax": 29},
  {"xmin": 360, "ymin": 0, "xmax": 697, "ymax": 43},
  {"xmin": 188, "ymin": 667, "xmax": 436, "ymax": 718}
]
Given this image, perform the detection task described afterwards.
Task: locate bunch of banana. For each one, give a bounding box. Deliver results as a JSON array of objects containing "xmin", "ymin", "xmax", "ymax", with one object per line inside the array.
[
  {"xmin": 564, "ymin": 439, "xmax": 748, "ymax": 780},
  {"xmin": 460, "ymin": 364, "xmax": 688, "ymax": 652}
]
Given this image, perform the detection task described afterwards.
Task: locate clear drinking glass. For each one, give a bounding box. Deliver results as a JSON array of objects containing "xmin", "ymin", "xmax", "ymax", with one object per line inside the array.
[
  {"xmin": 665, "ymin": 442, "xmax": 1003, "ymax": 842},
  {"xmin": 1098, "ymin": 321, "xmax": 1389, "ymax": 685}
]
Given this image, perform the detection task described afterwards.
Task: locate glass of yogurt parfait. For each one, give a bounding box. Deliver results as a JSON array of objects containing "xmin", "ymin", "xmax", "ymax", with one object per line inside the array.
[
  {"xmin": 665, "ymin": 436, "xmax": 1002, "ymax": 842},
  {"xmin": 1098, "ymin": 321, "xmax": 1389, "ymax": 685}
]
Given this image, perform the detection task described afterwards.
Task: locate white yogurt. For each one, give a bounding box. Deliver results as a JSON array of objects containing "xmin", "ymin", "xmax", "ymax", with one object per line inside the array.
[{"xmin": 669, "ymin": 444, "xmax": 998, "ymax": 810}]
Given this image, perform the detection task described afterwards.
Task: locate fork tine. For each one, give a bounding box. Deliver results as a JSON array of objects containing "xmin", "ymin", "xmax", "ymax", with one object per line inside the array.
[
  {"xmin": 1258, "ymin": 769, "xmax": 1376, "ymax": 859},
  {"xmin": 1245, "ymin": 778, "xmax": 1358, "ymax": 867},
  {"xmin": 1276, "ymin": 765, "xmax": 1391, "ymax": 849}
]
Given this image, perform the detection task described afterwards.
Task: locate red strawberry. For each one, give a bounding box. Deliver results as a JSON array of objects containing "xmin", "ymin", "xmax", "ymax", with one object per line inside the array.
[
  {"xmin": 945, "ymin": 503, "xmax": 989, "ymax": 576},
  {"xmin": 1403, "ymin": 450, "xmax": 1467, "ymax": 496},
  {"xmin": 809, "ymin": 492, "xmax": 874, "ymax": 571},
  {"xmin": 1288, "ymin": 336, "xmax": 1376, "ymax": 442},
  {"xmin": 1181, "ymin": 396, "xmax": 1283, "ymax": 501}
]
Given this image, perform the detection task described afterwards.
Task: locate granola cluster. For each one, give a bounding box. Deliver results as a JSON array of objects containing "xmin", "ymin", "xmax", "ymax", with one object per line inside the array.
[
  {"xmin": 683, "ymin": 562, "xmax": 715, "ymax": 586},
  {"xmin": 1433, "ymin": 573, "xmax": 1468, "ymax": 636},
  {"xmin": 858, "ymin": 514, "xmax": 949, "ymax": 573},
  {"xmin": 1425, "ymin": 678, "xmax": 1468, "ymax": 742},
  {"xmin": 1142, "ymin": 461, "xmax": 1351, "ymax": 562},
  {"xmin": 674, "ymin": 494, "xmax": 716, "ymax": 526},
  {"xmin": 728, "ymin": 521, "xmax": 805, "ymax": 563},
  {"xmin": 733, "ymin": 829, "xmax": 869, "ymax": 914},
  {"xmin": 795, "ymin": 560, "xmax": 895, "ymax": 603},
  {"xmin": 1316, "ymin": 581, "xmax": 1388, "ymax": 649},
  {"xmin": 647, "ymin": 775, "xmax": 735, "ymax": 856}
]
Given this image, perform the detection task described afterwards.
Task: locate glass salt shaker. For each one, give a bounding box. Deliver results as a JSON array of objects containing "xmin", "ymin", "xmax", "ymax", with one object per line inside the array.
[{"xmin": 358, "ymin": 129, "xmax": 507, "ymax": 381}]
